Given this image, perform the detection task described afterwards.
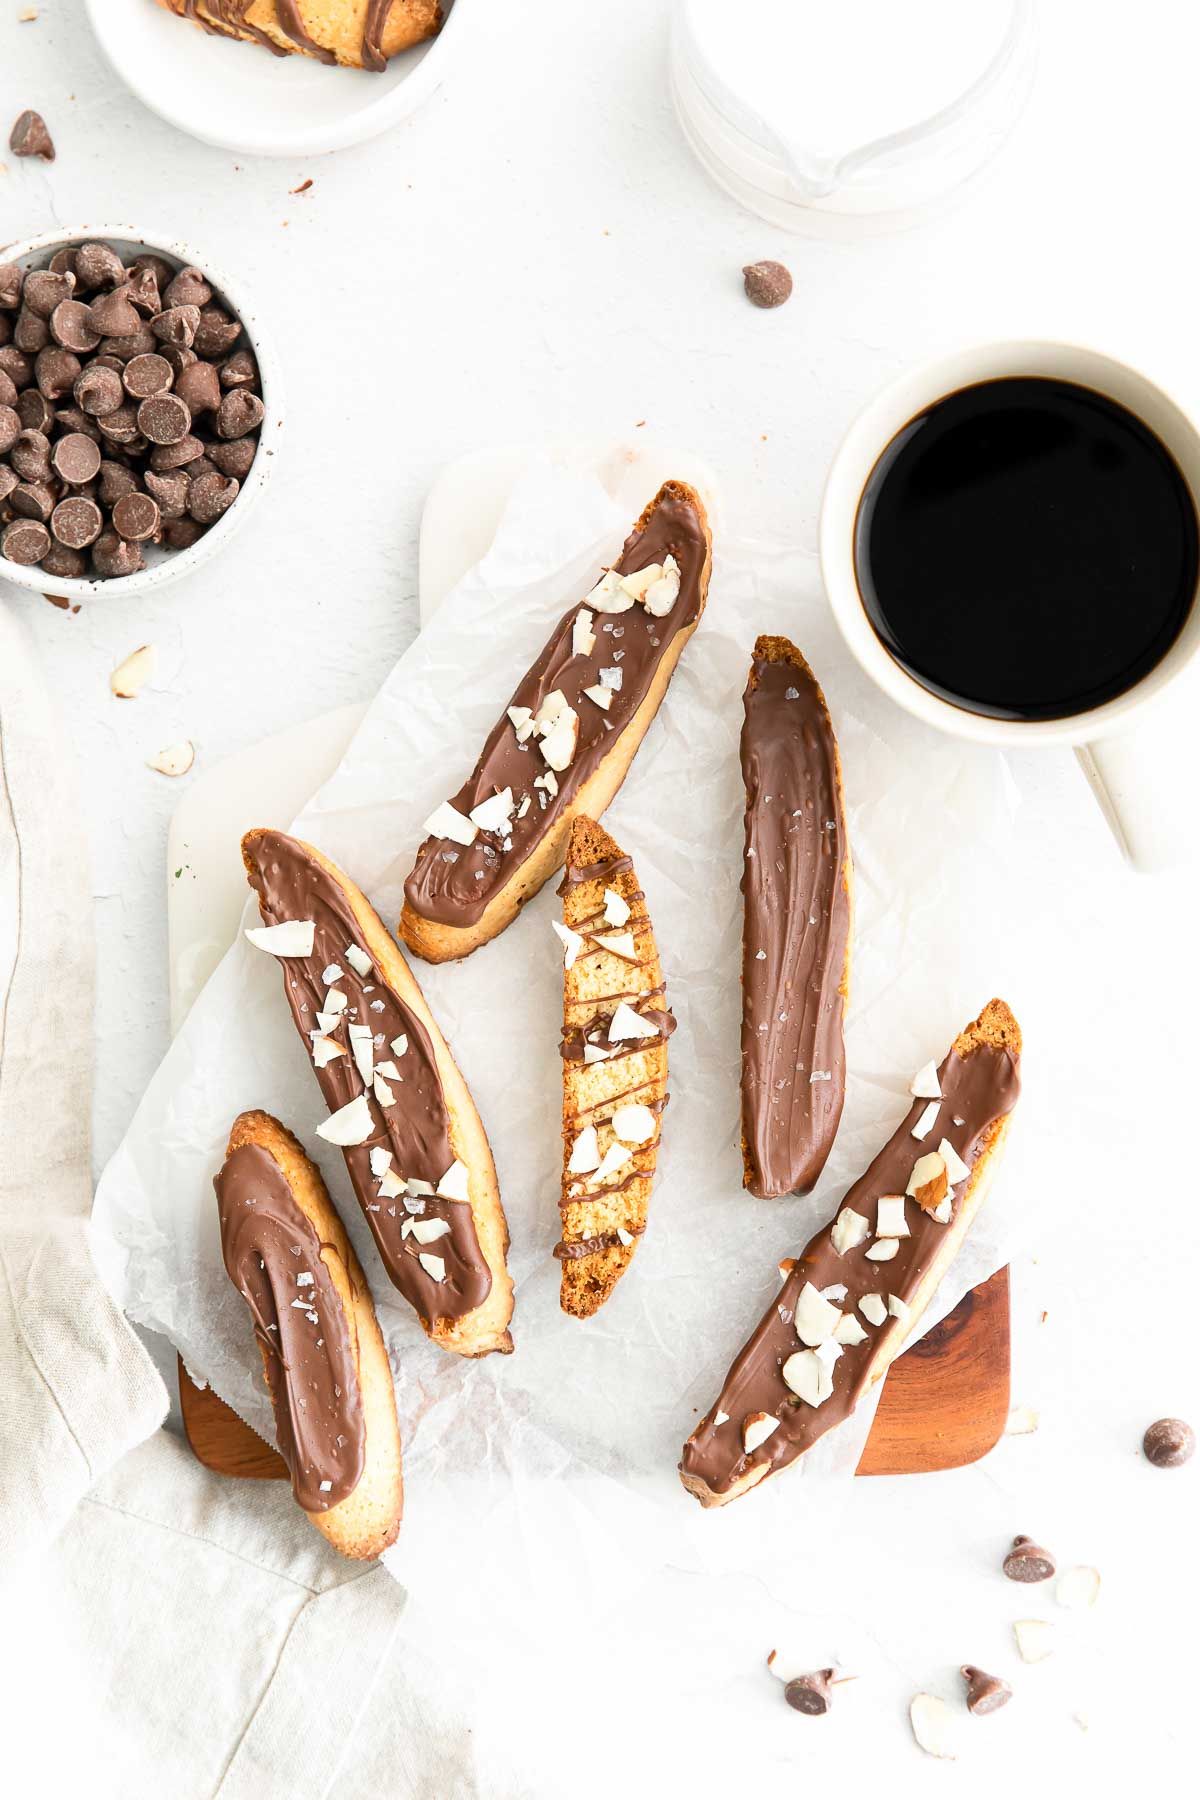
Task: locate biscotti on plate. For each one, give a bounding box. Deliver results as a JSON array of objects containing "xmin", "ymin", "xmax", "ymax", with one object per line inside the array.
[
  {"xmin": 242, "ymin": 828, "xmax": 514, "ymax": 1357},
  {"xmin": 215, "ymin": 1107, "xmax": 403, "ymax": 1560},
  {"xmin": 681, "ymin": 998, "xmax": 1021, "ymax": 1506},
  {"xmin": 155, "ymin": 1, "xmax": 442, "ymax": 71},
  {"xmin": 400, "ymin": 480, "xmax": 712, "ymax": 964},
  {"xmin": 554, "ymin": 816, "xmax": 670, "ymax": 1317}
]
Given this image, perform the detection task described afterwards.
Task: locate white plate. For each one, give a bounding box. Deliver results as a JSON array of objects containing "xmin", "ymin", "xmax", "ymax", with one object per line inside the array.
[{"xmin": 84, "ymin": 0, "xmax": 472, "ymax": 158}]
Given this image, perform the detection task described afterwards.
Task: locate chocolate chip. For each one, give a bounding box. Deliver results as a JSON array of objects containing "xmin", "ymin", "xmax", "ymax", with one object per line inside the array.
[
  {"xmin": 151, "ymin": 305, "xmax": 201, "ymax": 350},
  {"xmin": 99, "ymin": 326, "xmax": 158, "ymax": 361},
  {"xmin": 96, "ymin": 404, "xmax": 141, "ymax": 445},
  {"xmin": 50, "ymin": 299, "xmax": 103, "ymax": 354},
  {"xmin": 1, "ymin": 518, "xmax": 51, "ymax": 563},
  {"xmin": 0, "ymin": 347, "xmax": 33, "ymax": 389},
  {"xmin": 192, "ymin": 305, "xmax": 241, "ymax": 358},
  {"xmin": 0, "ymin": 464, "xmax": 19, "ymax": 504},
  {"xmin": 35, "ymin": 346, "xmax": 82, "ymax": 401},
  {"xmin": 961, "ymin": 1666, "xmax": 1011, "ymax": 1716},
  {"xmin": 182, "ymin": 455, "xmax": 217, "ymax": 486},
  {"xmin": 122, "ymin": 353, "xmax": 174, "ymax": 399},
  {"xmin": 54, "ymin": 405, "xmax": 101, "ymax": 442},
  {"xmin": 51, "ymin": 495, "xmax": 103, "ymax": 550},
  {"xmin": 128, "ymin": 253, "xmax": 174, "ymax": 294},
  {"xmin": 160, "ymin": 343, "xmax": 197, "ymax": 378},
  {"xmin": 52, "ymin": 432, "xmax": 102, "ymax": 486},
  {"xmin": 743, "ymin": 260, "xmax": 793, "ymax": 309},
  {"xmin": 124, "ymin": 265, "xmax": 162, "ymax": 316},
  {"xmin": 187, "ymin": 469, "xmax": 239, "ymax": 524},
  {"xmin": 173, "ymin": 359, "xmax": 220, "ymax": 416},
  {"xmin": 0, "ymin": 263, "xmax": 24, "ymax": 310},
  {"xmin": 23, "ymin": 269, "xmax": 76, "ymax": 320},
  {"xmin": 9, "ymin": 111, "xmax": 55, "ymax": 162},
  {"xmin": 209, "ymin": 437, "xmax": 256, "ymax": 480},
  {"xmin": 112, "ymin": 492, "xmax": 160, "ymax": 542},
  {"xmin": 162, "ymin": 515, "xmax": 204, "ymax": 550},
  {"xmin": 48, "ymin": 249, "xmax": 79, "ymax": 280},
  {"xmin": 1002, "ymin": 1536, "xmax": 1056, "ymax": 1583},
  {"xmin": 87, "ymin": 288, "xmax": 142, "ymax": 339},
  {"xmin": 73, "ymin": 242, "xmax": 125, "ymax": 292},
  {"xmin": 10, "ymin": 480, "xmax": 56, "ymax": 522},
  {"xmin": 10, "ymin": 429, "xmax": 51, "ymax": 483},
  {"xmin": 75, "ymin": 363, "xmax": 125, "ymax": 418},
  {"xmin": 144, "ymin": 469, "xmax": 188, "ymax": 519},
  {"xmin": 16, "ymin": 388, "xmax": 52, "ymax": 433},
  {"xmin": 0, "ymin": 406, "xmax": 19, "ymax": 456},
  {"xmin": 0, "ymin": 314, "xmax": 10, "ymax": 349},
  {"xmin": 98, "ymin": 460, "xmax": 140, "ymax": 506},
  {"xmin": 137, "ymin": 393, "xmax": 191, "ymax": 446},
  {"xmin": 13, "ymin": 308, "xmax": 50, "ymax": 354},
  {"xmin": 149, "ymin": 433, "xmax": 204, "ymax": 472},
  {"xmin": 41, "ymin": 543, "xmax": 87, "ymax": 580},
  {"xmin": 783, "ymin": 1671, "xmax": 835, "ymax": 1716},
  {"xmin": 0, "ymin": 370, "xmax": 17, "ymax": 409},
  {"xmin": 1143, "ymin": 1417, "xmax": 1195, "ymax": 1468},
  {"xmin": 218, "ymin": 348, "xmax": 257, "ymax": 390},
  {"xmin": 216, "ymin": 389, "xmax": 264, "ymax": 440},
  {"xmin": 91, "ymin": 529, "xmax": 145, "ymax": 579},
  {"xmin": 163, "ymin": 266, "xmax": 212, "ymax": 309}
]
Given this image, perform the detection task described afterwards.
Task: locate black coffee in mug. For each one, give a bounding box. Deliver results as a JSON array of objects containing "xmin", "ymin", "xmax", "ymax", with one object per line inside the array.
[{"xmin": 853, "ymin": 376, "xmax": 1199, "ymax": 720}]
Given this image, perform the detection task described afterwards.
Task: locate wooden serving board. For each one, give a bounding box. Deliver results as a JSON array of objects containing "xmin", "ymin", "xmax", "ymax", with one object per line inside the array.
[{"xmin": 171, "ymin": 441, "xmax": 1011, "ymax": 1486}]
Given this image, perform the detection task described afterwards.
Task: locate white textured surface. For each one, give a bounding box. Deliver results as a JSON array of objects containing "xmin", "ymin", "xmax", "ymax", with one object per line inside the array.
[{"xmin": 1, "ymin": 0, "xmax": 1198, "ymax": 1790}]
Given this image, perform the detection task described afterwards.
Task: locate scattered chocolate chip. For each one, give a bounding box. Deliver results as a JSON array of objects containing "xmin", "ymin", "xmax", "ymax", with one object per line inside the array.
[
  {"xmin": 50, "ymin": 299, "xmax": 102, "ymax": 354},
  {"xmin": 136, "ymin": 392, "xmax": 191, "ymax": 446},
  {"xmin": 75, "ymin": 363, "xmax": 125, "ymax": 418},
  {"xmin": 9, "ymin": 110, "xmax": 55, "ymax": 162},
  {"xmin": 1002, "ymin": 1535, "xmax": 1056, "ymax": 1583},
  {"xmin": 187, "ymin": 469, "xmax": 239, "ymax": 524},
  {"xmin": 0, "ymin": 406, "xmax": 19, "ymax": 456},
  {"xmin": 143, "ymin": 468, "xmax": 188, "ymax": 519},
  {"xmin": 52, "ymin": 432, "xmax": 102, "ymax": 486},
  {"xmin": 98, "ymin": 460, "xmax": 140, "ymax": 507},
  {"xmin": 35, "ymin": 346, "xmax": 82, "ymax": 401},
  {"xmin": 1, "ymin": 518, "xmax": 51, "ymax": 563},
  {"xmin": 173, "ymin": 359, "xmax": 220, "ymax": 415},
  {"xmin": 10, "ymin": 429, "xmax": 51, "ymax": 483},
  {"xmin": 122, "ymin": 353, "xmax": 174, "ymax": 399},
  {"xmin": 163, "ymin": 265, "xmax": 212, "ymax": 309},
  {"xmin": 0, "ymin": 264, "xmax": 25, "ymax": 309},
  {"xmin": 87, "ymin": 288, "xmax": 142, "ymax": 339},
  {"xmin": 90, "ymin": 529, "xmax": 145, "ymax": 579},
  {"xmin": 16, "ymin": 388, "xmax": 52, "ymax": 433},
  {"xmin": 209, "ymin": 436, "xmax": 256, "ymax": 480},
  {"xmin": 10, "ymin": 480, "xmax": 55, "ymax": 522},
  {"xmin": 218, "ymin": 348, "xmax": 257, "ymax": 390},
  {"xmin": 961, "ymin": 1666, "xmax": 1012, "ymax": 1716},
  {"xmin": 192, "ymin": 304, "xmax": 241, "ymax": 358},
  {"xmin": 51, "ymin": 494, "xmax": 103, "ymax": 550},
  {"xmin": 783, "ymin": 1671, "xmax": 835, "ymax": 1716},
  {"xmin": 216, "ymin": 389, "xmax": 264, "ymax": 440},
  {"xmin": 41, "ymin": 543, "xmax": 86, "ymax": 580},
  {"xmin": 149, "ymin": 433, "xmax": 204, "ymax": 472},
  {"xmin": 1143, "ymin": 1417, "xmax": 1195, "ymax": 1468},
  {"xmin": 151, "ymin": 304, "xmax": 200, "ymax": 350},
  {"xmin": 743, "ymin": 260, "xmax": 793, "ymax": 309},
  {"xmin": 23, "ymin": 269, "xmax": 75, "ymax": 319},
  {"xmin": 13, "ymin": 308, "xmax": 50, "ymax": 355},
  {"xmin": 73, "ymin": 242, "xmax": 125, "ymax": 292}
]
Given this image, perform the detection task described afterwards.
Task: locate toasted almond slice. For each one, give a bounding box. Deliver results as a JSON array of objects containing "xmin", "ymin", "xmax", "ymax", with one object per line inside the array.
[
  {"xmin": 607, "ymin": 1001, "xmax": 658, "ymax": 1042},
  {"xmin": 1005, "ymin": 1404, "xmax": 1039, "ymax": 1436},
  {"xmin": 411, "ymin": 1218, "xmax": 451, "ymax": 1245},
  {"xmin": 910, "ymin": 1694, "xmax": 958, "ymax": 1760},
  {"xmin": 311, "ymin": 1035, "xmax": 345, "ymax": 1069},
  {"xmin": 316, "ymin": 1093, "xmax": 374, "ymax": 1147},
  {"xmin": 552, "ymin": 918, "xmax": 584, "ymax": 969},
  {"xmin": 369, "ymin": 1147, "xmax": 393, "ymax": 1178},
  {"xmin": 794, "ymin": 1281, "xmax": 843, "ymax": 1347},
  {"xmin": 1055, "ymin": 1566, "xmax": 1100, "ymax": 1610},
  {"xmin": 324, "ymin": 988, "xmax": 348, "ymax": 1015},
  {"xmin": 611, "ymin": 1102, "xmax": 655, "ymax": 1145},
  {"xmin": 378, "ymin": 1169, "xmax": 405, "ymax": 1199},
  {"xmin": 147, "ymin": 740, "xmax": 194, "ymax": 777},
  {"xmin": 587, "ymin": 568, "xmax": 634, "ymax": 613},
  {"xmin": 344, "ymin": 943, "xmax": 372, "ymax": 978},
  {"xmin": 592, "ymin": 1141, "xmax": 633, "ymax": 1183},
  {"xmin": 436, "ymin": 1159, "xmax": 470, "ymax": 1202},
  {"xmin": 865, "ymin": 1239, "xmax": 899, "ymax": 1262},
  {"xmin": 582, "ymin": 683, "xmax": 613, "ymax": 711},
  {"xmin": 617, "ymin": 1227, "xmax": 634, "ymax": 1246},
  {"xmin": 590, "ymin": 929, "xmax": 637, "ymax": 961},
  {"xmin": 619, "ymin": 562, "xmax": 663, "ymax": 602},
  {"xmin": 424, "ymin": 801, "xmax": 477, "ymax": 846},
  {"xmin": 245, "ymin": 919, "xmax": 315, "ymax": 958},
  {"xmin": 371, "ymin": 1074, "xmax": 395, "ymax": 1107},
  {"xmin": 743, "ymin": 1411, "xmax": 779, "ymax": 1454},
  {"xmin": 907, "ymin": 1150, "xmax": 948, "ymax": 1213},
  {"xmin": 834, "ymin": 1312, "xmax": 868, "ymax": 1345},
  {"xmin": 910, "ymin": 1061, "xmax": 942, "ymax": 1099},
  {"xmin": 572, "ymin": 607, "xmax": 596, "ymax": 657},
  {"xmin": 351, "ymin": 1033, "xmax": 375, "ymax": 1085},
  {"xmin": 830, "ymin": 1207, "xmax": 869, "ymax": 1255},
  {"xmin": 1013, "ymin": 1619, "xmax": 1054, "ymax": 1663},
  {"xmin": 568, "ymin": 1125, "xmax": 601, "ymax": 1174},
  {"xmin": 321, "ymin": 963, "xmax": 344, "ymax": 984},
  {"xmin": 418, "ymin": 1252, "xmax": 446, "ymax": 1283},
  {"xmin": 469, "ymin": 788, "xmax": 514, "ymax": 834},
  {"xmin": 939, "ymin": 1138, "xmax": 971, "ymax": 1183},
  {"xmin": 603, "ymin": 887, "xmax": 631, "ymax": 927},
  {"xmin": 820, "ymin": 1282, "xmax": 847, "ymax": 1301},
  {"xmin": 390, "ymin": 1035, "xmax": 408, "ymax": 1057},
  {"xmin": 875, "ymin": 1195, "xmax": 909, "ymax": 1238},
  {"xmin": 859, "ymin": 1293, "xmax": 887, "ymax": 1326},
  {"xmin": 507, "ymin": 704, "xmax": 535, "ymax": 742},
  {"xmin": 534, "ymin": 689, "xmax": 570, "ymax": 732},
  {"xmin": 315, "ymin": 1010, "xmax": 341, "ymax": 1034},
  {"xmin": 911, "ymin": 1100, "xmax": 939, "ymax": 1141},
  {"xmin": 374, "ymin": 1060, "xmax": 401, "ymax": 1080},
  {"xmin": 540, "ymin": 709, "xmax": 579, "ymax": 772},
  {"xmin": 887, "ymin": 1294, "xmax": 910, "ymax": 1325},
  {"xmin": 110, "ymin": 643, "xmax": 155, "ymax": 699},
  {"xmin": 781, "ymin": 1348, "xmax": 833, "ymax": 1407},
  {"xmin": 642, "ymin": 554, "xmax": 681, "ymax": 617}
]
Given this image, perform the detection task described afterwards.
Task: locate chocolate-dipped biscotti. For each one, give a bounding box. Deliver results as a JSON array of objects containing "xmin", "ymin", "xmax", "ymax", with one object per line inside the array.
[
  {"xmin": 243, "ymin": 829, "xmax": 514, "ymax": 1357},
  {"xmin": 554, "ymin": 817, "xmax": 670, "ymax": 1317},
  {"xmin": 681, "ymin": 998, "xmax": 1020, "ymax": 1506},
  {"xmin": 216, "ymin": 1108, "xmax": 403, "ymax": 1560},
  {"xmin": 741, "ymin": 637, "xmax": 851, "ymax": 1198},
  {"xmin": 155, "ymin": 1, "xmax": 441, "ymax": 69},
  {"xmin": 400, "ymin": 480, "xmax": 712, "ymax": 964}
]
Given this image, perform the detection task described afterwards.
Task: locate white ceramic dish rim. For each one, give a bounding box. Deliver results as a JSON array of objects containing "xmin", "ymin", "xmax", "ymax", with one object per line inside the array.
[
  {"xmin": 818, "ymin": 337, "xmax": 1200, "ymax": 748},
  {"xmin": 0, "ymin": 223, "xmax": 282, "ymax": 602},
  {"xmin": 82, "ymin": 0, "xmax": 473, "ymax": 159}
]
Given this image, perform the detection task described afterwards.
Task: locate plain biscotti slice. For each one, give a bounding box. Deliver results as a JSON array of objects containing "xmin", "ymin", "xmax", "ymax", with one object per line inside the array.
[
  {"xmin": 400, "ymin": 480, "xmax": 712, "ymax": 964},
  {"xmin": 681, "ymin": 999, "xmax": 1021, "ymax": 1506},
  {"xmin": 216, "ymin": 1108, "xmax": 404, "ymax": 1560},
  {"xmin": 554, "ymin": 817, "xmax": 671, "ymax": 1317}
]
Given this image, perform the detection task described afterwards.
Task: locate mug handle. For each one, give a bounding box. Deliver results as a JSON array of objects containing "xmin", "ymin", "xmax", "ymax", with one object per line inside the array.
[{"xmin": 1074, "ymin": 729, "xmax": 1179, "ymax": 871}]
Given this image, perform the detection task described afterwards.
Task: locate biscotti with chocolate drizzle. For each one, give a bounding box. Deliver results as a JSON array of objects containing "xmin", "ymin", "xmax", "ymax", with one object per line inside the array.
[
  {"xmin": 399, "ymin": 480, "xmax": 712, "ymax": 964},
  {"xmin": 740, "ymin": 636, "xmax": 852, "ymax": 1198},
  {"xmin": 681, "ymin": 998, "xmax": 1021, "ymax": 1506},
  {"xmin": 554, "ymin": 817, "xmax": 670, "ymax": 1317},
  {"xmin": 154, "ymin": 0, "xmax": 441, "ymax": 69},
  {"xmin": 215, "ymin": 1108, "xmax": 403, "ymax": 1560},
  {"xmin": 242, "ymin": 829, "xmax": 514, "ymax": 1357}
]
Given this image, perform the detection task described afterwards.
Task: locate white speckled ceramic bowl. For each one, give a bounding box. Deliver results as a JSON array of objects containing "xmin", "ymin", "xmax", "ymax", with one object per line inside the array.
[
  {"xmin": 84, "ymin": 0, "xmax": 471, "ymax": 158},
  {"xmin": 0, "ymin": 224, "xmax": 282, "ymax": 602}
]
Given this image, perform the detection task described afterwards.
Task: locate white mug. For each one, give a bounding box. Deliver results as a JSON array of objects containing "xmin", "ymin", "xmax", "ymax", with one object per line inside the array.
[{"xmin": 819, "ymin": 340, "xmax": 1200, "ymax": 871}]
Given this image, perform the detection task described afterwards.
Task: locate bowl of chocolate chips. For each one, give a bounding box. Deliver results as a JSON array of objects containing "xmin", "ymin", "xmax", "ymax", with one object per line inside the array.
[{"xmin": 0, "ymin": 225, "xmax": 281, "ymax": 596}]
